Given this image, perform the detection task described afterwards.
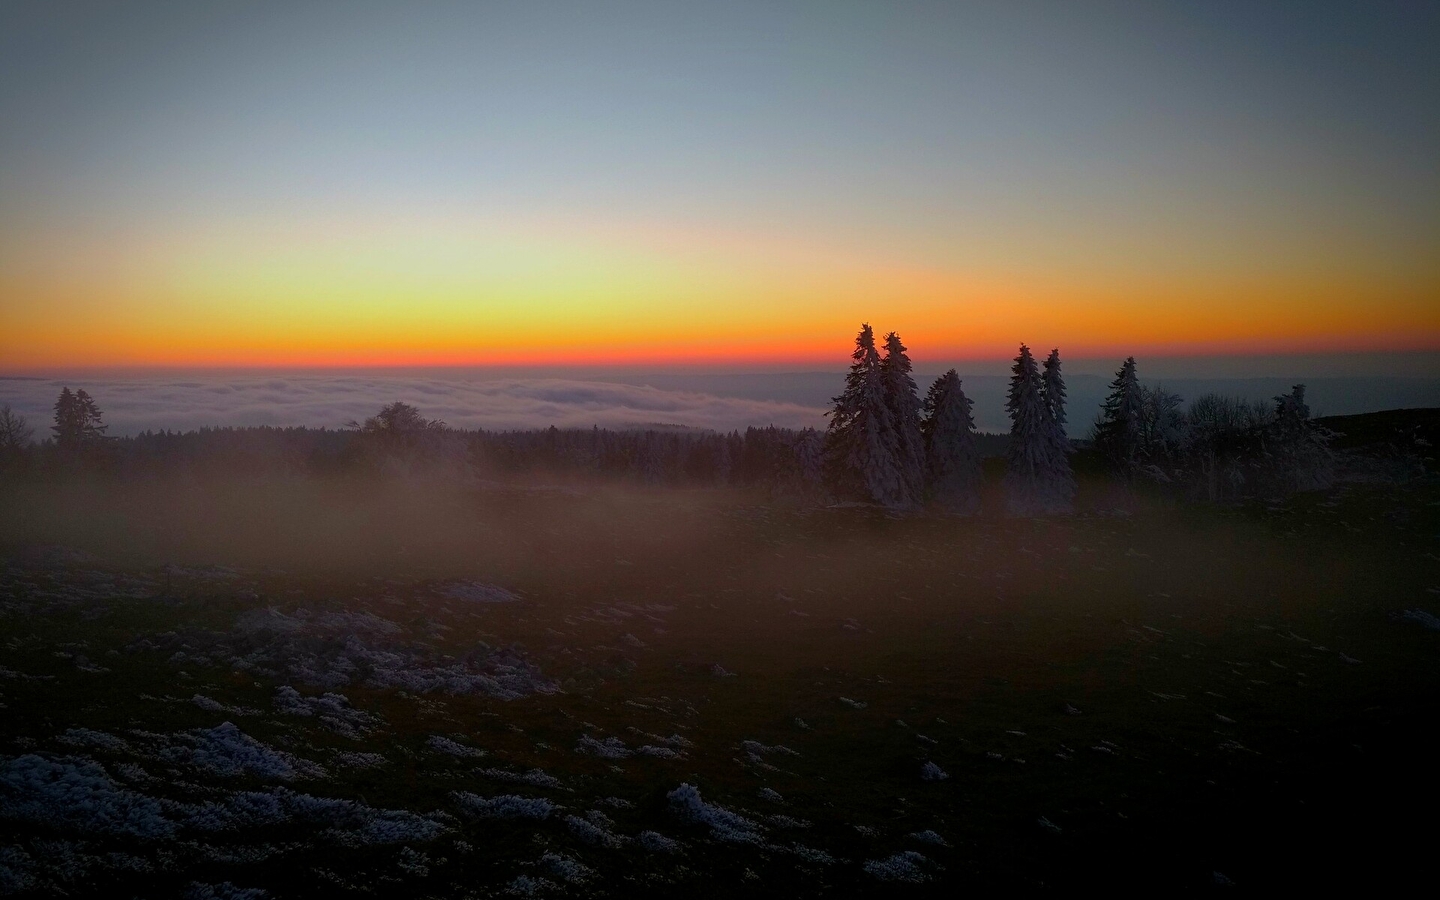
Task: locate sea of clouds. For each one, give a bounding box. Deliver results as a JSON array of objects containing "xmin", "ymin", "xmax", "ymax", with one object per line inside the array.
[
  {"xmin": 0, "ymin": 375, "xmax": 829, "ymax": 436},
  {"xmin": 3, "ymin": 369, "xmax": 1435, "ymax": 438}
]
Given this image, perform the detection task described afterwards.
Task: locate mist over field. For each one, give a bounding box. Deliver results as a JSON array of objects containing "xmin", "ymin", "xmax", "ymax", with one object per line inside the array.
[{"xmin": 3, "ymin": 0, "xmax": 1439, "ymax": 896}]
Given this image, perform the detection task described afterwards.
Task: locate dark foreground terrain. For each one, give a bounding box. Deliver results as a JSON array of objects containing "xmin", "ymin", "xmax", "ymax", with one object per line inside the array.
[{"xmin": 2, "ymin": 472, "xmax": 1439, "ymax": 897}]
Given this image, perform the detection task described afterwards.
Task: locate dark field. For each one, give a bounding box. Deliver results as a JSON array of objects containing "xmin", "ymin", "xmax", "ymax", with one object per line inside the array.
[{"xmin": 3, "ymin": 476, "xmax": 1439, "ymax": 896}]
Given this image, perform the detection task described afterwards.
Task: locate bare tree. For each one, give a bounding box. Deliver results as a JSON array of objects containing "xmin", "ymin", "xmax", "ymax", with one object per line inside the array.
[{"xmin": 0, "ymin": 404, "xmax": 34, "ymax": 451}]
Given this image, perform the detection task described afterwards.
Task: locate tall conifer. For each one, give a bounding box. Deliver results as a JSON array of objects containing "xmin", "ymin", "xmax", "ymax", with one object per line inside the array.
[
  {"xmin": 1004, "ymin": 345, "xmax": 1074, "ymax": 514},
  {"xmin": 1093, "ymin": 356, "xmax": 1144, "ymax": 471},
  {"xmin": 880, "ymin": 331, "xmax": 925, "ymax": 507},
  {"xmin": 825, "ymin": 324, "xmax": 906, "ymax": 506},
  {"xmin": 921, "ymin": 369, "xmax": 981, "ymax": 514}
]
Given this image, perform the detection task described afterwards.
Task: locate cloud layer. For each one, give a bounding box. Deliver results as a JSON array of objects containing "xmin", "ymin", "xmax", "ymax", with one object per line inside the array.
[{"xmin": 0, "ymin": 376, "xmax": 828, "ymax": 437}]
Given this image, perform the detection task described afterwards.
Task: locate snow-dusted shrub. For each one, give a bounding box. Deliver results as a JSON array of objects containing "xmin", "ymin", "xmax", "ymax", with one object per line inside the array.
[
  {"xmin": 909, "ymin": 829, "xmax": 949, "ymax": 846},
  {"xmin": 666, "ymin": 783, "xmax": 762, "ymax": 844},
  {"xmin": 426, "ymin": 735, "xmax": 485, "ymax": 758},
  {"xmin": 920, "ymin": 761, "xmax": 949, "ymax": 781},
  {"xmin": 636, "ymin": 745, "xmax": 682, "ymax": 758},
  {"xmin": 334, "ymin": 809, "xmax": 448, "ymax": 846},
  {"xmin": 741, "ymin": 740, "xmax": 798, "ymax": 757},
  {"xmin": 766, "ymin": 814, "xmax": 810, "ymax": 829},
  {"xmin": 0, "ymin": 846, "xmax": 38, "ymax": 894},
  {"xmin": 538, "ymin": 852, "xmax": 593, "ymax": 883},
  {"xmin": 757, "ymin": 787, "xmax": 784, "ymax": 803},
  {"xmin": 192, "ymin": 695, "xmax": 260, "ymax": 716},
  {"xmin": 273, "ymin": 687, "xmax": 378, "ymax": 738},
  {"xmin": 182, "ymin": 882, "xmax": 270, "ymax": 900},
  {"xmin": 574, "ymin": 735, "xmax": 631, "ymax": 759},
  {"xmin": 332, "ymin": 752, "xmax": 388, "ymax": 769},
  {"xmin": 506, "ymin": 874, "xmax": 559, "ymax": 896},
  {"xmin": 638, "ymin": 830, "xmax": 681, "ymax": 853},
  {"xmin": 563, "ymin": 813, "xmax": 626, "ymax": 848},
  {"xmin": 1396, "ymin": 609, "xmax": 1440, "ymax": 631},
  {"xmin": 864, "ymin": 851, "xmax": 932, "ymax": 882},
  {"xmin": 478, "ymin": 767, "xmax": 562, "ymax": 788},
  {"xmin": 788, "ymin": 844, "xmax": 836, "ymax": 865},
  {"xmin": 184, "ymin": 786, "xmax": 446, "ymax": 845},
  {"xmin": 0, "ymin": 754, "xmax": 179, "ymax": 839},
  {"xmin": 159, "ymin": 722, "xmax": 326, "ymax": 780},
  {"xmin": 58, "ymin": 728, "xmax": 131, "ymax": 753},
  {"xmin": 452, "ymin": 792, "xmax": 557, "ymax": 820},
  {"xmin": 627, "ymin": 729, "xmax": 693, "ymax": 748}
]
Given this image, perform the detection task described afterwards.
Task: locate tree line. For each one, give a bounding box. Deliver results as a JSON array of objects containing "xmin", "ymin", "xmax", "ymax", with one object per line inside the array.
[
  {"xmin": 0, "ymin": 338, "xmax": 1337, "ymax": 509},
  {"xmin": 819, "ymin": 324, "xmax": 1336, "ymax": 511}
]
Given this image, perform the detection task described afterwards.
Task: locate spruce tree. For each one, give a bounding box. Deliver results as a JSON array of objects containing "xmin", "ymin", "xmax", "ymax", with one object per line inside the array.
[
  {"xmin": 74, "ymin": 390, "xmax": 107, "ymax": 444},
  {"xmin": 1041, "ymin": 348, "xmax": 1066, "ymax": 432},
  {"xmin": 1269, "ymin": 384, "xmax": 1334, "ymax": 492},
  {"xmin": 1039, "ymin": 347, "xmax": 1074, "ymax": 477},
  {"xmin": 880, "ymin": 331, "xmax": 925, "ymax": 507},
  {"xmin": 921, "ymin": 370, "xmax": 981, "ymax": 514},
  {"xmin": 825, "ymin": 324, "xmax": 906, "ymax": 506},
  {"xmin": 52, "ymin": 387, "xmax": 83, "ymax": 449},
  {"xmin": 1004, "ymin": 344, "xmax": 1073, "ymax": 514},
  {"xmin": 1092, "ymin": 356, "xmax": 1143, "ymax": 472}
]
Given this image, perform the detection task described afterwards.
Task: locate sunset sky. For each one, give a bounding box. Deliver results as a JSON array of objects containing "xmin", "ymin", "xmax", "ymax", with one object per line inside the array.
[{"xmin": 2, "ymin": 1, "xmax": 1437, "ymax": 371}]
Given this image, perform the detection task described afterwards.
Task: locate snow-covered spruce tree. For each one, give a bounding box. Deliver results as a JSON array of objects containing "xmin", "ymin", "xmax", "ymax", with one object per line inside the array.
[
  {"xmin": 1039, "ymin": 348, "xmax": 1075, "ymax": 482},
  {"xmin": 824, "ymin": 324, "xmax": 907, "ymax": 506},
  {"xmin": 880, "ymin": 331, "xmax": 926, "ymax": 507},
  {"xmin": 921, "ymin": 370, "xmax": 981, "ymax": 514},
  {"xmin": 1041, "ymin": 348, "xmax": 1067, "ymax": 433},
  {"xmin": 1267, "ymin": 384, "xmax": 1335, "ymax": 493},
  {"xmin": 1004, "ymin": 344, "xmax": 1074, "ymax": 514},
  {"xmin": 793, "ymin": 427, "xmax": 828, "ymax": 502},
  {"xmin": 1092, "ymin": 356, "xmax": 1144, "ymax": 473}
]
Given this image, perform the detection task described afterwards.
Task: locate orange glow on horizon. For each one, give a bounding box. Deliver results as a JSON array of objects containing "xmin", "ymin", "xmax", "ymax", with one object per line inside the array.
[{"xmin": 2, "ymin": 213, "xmax": 1436, "ymax": 372}]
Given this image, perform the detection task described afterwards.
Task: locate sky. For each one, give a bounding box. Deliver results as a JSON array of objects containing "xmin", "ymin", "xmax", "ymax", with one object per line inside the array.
[{"xmin": 1, "ymin": 1, "xmax": 1438, "ymax": 374}]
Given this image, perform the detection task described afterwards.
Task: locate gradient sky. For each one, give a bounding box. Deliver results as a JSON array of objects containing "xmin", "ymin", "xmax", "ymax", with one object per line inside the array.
[{"xmin": 2, "ymin": 1, "xmax": 1437, "ymax": 371}]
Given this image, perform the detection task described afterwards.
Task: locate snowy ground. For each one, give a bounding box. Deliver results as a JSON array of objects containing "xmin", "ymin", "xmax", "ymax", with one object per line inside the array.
[{"xmin": 2, "ymin": 479, "xmax": 1438, "ymax": 896}]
